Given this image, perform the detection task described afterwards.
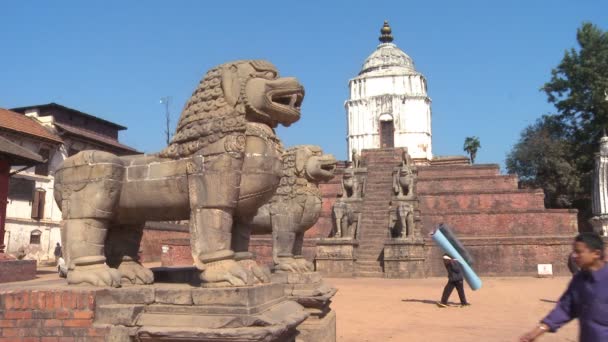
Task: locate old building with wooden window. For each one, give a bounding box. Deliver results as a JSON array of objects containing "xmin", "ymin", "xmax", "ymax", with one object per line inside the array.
[{"xmin": 1, "ymin": 104, "xmax": 138, "ymax": 263}]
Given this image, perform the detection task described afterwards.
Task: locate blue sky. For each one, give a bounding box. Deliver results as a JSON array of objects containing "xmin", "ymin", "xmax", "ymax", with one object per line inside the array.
[{"xmin": 2, "ymin": 1, "xmax": 607, "ymax": 169}]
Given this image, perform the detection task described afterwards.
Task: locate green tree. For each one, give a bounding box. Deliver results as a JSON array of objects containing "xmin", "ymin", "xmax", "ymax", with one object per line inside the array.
[
  {"xmin": 542, "ymin": 22, "xmax": 608, "ymax": 179},
  {"xmin": 463, "ymin": 136, "xmax": 481, "ymax": 164},
  {"xmin": 506, "ymin": 116, "xmax": 581, "ymax": 208},
  {"xmin": 507, "ymin": 22, "xmax": 608, "ymax": 218}
]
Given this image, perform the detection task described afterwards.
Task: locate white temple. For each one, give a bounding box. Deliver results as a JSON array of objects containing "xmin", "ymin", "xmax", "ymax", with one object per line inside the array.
[
  {"xmin": 591, "ymin": 133, "xmax": 608, "ymax": 236},
  {"xmin": 345, "ymin": 21, "xmax": 433, "ymax": 163}
]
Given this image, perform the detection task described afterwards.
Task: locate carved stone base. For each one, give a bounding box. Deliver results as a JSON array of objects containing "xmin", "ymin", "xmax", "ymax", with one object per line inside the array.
[
  {"xmin": 383, "ymin": 238, "xmax": 426, "ymax": 278},
  {"xmin": 590, "ymin": 215, "xmax": 608, "ymax": 236},
  {"xmin": 271, "ymin": 272, "xmax": 337, "ymax": 342},
  {"xmin": 315, "ymin": 238, "xmax": 358, "ymax": 277},
  {"xmin": 92, "ymin": 268, "xmax": 309, "ymax": 342}
]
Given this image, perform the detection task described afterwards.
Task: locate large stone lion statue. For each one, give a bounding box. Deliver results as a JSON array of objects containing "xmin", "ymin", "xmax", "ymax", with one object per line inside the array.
[
  {"xmin": 233, "ymin": 145, "xmax": 336, "ymax": 273},
  {"xmin": 54, "ymin": 60, "xmax": 304, "ymax": 287}
]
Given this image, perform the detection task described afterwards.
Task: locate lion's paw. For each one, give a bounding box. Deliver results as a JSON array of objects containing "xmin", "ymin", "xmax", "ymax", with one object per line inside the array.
[
  {"xmin": 67, "ymin": 264, "xmax": 122, "ymax": 287},
  {"xmin": 274, "ymin": 257, "xmax": 301, "ymax": 273},
  {"xmin": 200, "ymin": 259, "xmax": 252, "ymax": 287},
  {"xmin": 118, "ymin": 261, "xmax": 154, "ymax": 285},
  {"xmin": 294, "ymin": 257, "xmax": 314, "ymax": 272},
  {"xmin": 238, "ymin": 259, "xmax": 271, "ymax": 284}
]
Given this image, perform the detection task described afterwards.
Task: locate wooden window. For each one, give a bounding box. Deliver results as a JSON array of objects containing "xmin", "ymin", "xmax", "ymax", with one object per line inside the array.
[
  {"xmin": 35, "ymin": 148, "xmax": 50, "ymax": 176},
  {"xmin": 31, "ymin": 188, "xmax": 46, "ymax": 219},
  {"xmin": 30, "ymin": 230, "xmax": 42, "ymax": 244}
]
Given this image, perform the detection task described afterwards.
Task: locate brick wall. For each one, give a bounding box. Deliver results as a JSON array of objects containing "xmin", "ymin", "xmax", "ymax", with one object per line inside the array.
[
  {"xmin": 0, "ymin": 259, "xmax": 36, "ymax": 283},
  {"xmin": 0, "ymin": 289, "xmax": 107, "ymax": 341},
  {"xmin": 140, "ymin": 223, "xmax": 189, "ymax": 263}
]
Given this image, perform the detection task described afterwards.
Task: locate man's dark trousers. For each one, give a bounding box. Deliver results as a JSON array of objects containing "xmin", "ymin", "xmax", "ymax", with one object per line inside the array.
[{"xmin": 441, "ymin": 280, "xmax": 467, "ymax": 304}]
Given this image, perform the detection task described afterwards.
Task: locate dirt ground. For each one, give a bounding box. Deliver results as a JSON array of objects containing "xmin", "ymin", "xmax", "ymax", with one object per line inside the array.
[{"xmin": 327, "ymin": 276, "xmax": 578, "ymax": 342}]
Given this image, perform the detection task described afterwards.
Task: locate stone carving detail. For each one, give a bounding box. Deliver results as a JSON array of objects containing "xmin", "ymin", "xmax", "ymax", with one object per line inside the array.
[
  {"xmin": 351, "ymin": 149, "xmax": 362, "ymax": 168},
  {"xmin": 389, "ymin": 201, "xmax": 416, "ymax": 238},
  {"xmin": 393, "ymin": 149, "xmax": 415, "ymax": 199},
  {"xmin": 330, "ymin": 155, "xmax": 366, "ymax": 240},
  {"xmin": 341, "ymin": 169, "xmax": 364, "ymax": 199},
  {"xmin": 54, "ymin": 60, "xmax": 305, "ymax": 287},
  {"xmin": 241, "ymin": 145, "xmax": 336, "ymax": 273},
  {"xmin": 331, "ymin": 202, "xmax": 360, "ymax": 239},
  {"xmin": 591, "ymin": 134, "xmax": 608, "ymax": 236}
]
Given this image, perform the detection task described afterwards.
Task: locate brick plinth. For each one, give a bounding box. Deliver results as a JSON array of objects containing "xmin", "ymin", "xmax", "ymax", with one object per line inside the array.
[
  {"xmin": 0, "ymin": 289, "xmax": 107, "ymax": 341},
  {"xmin": 0, "ymin": 258, "xmax": 36, "ymax": 283}
]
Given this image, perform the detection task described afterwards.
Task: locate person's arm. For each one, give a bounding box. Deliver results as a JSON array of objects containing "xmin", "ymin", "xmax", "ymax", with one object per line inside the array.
[{"xmin": 519, "ymin": 278, "xmax": 577, "ymax": 341}]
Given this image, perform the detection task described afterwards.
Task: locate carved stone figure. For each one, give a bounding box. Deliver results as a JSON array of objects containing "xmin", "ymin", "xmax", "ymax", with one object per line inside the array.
[
  {"xmin": 54, "ymin": 60, "xmax": 305, "ymax": 287},
  {"xmin": 393, "ymin": 150, "xmax": 415, "ymax": 199},
  {"xmin": 332, "ymin": 202, "xmax": 360, "ymax": 239},
  {"xmin": 351, "ymin": 149, "xmax": 361, "ymax": 168},
  {"xmin": 389, "ymin": 202, "xmax": 415, "ymax": 238},
  {"xmin": 238, "ymin": 145, "xmax": 336, "ymax": 273},
  {"xmin": 342, "ymin": 170, "xmax": 364, "ymax": 199}
]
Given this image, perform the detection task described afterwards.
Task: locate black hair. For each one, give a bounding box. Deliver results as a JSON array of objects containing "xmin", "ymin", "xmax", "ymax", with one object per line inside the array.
[{"xmin": 575, "ymin": 232, "xmax": 605, "ymax": 258}]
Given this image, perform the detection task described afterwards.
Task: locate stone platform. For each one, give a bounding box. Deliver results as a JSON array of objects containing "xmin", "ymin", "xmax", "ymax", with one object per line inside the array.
[{"xmin": 0, "ymin": 267, "xmax": 311, "ymax": 341}]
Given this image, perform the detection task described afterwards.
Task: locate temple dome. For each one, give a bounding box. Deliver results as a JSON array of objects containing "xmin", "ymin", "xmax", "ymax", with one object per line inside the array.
[{"xmin": 359, "ymin": 21, "xmax": 416, "ymax": 76}]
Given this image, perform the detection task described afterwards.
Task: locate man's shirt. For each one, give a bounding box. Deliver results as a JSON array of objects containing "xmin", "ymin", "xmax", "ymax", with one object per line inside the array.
[{"xmin": 542, "ymin": 264, "xmax": 608, "ymax": 342}]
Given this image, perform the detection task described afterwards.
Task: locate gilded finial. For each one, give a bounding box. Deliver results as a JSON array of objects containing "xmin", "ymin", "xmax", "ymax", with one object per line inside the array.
[{"xmin": 379, "ymin": 20, "xmax": 394, "ymax": 43}]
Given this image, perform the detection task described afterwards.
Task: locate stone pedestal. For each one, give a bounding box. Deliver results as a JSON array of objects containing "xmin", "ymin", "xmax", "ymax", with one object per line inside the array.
[
  {"xmin": 97, "ymin": 283, "xmax": 308, "ymax": 341},
  {"xmin": 0, "ymin": 267, "xmax": 311, "ymax": 341},
  {"xmin": 383, "ymin": 238, "xmax": 426, "ymax": 278},
  {"xmin": 315, "ymin": 238, "xmax": 358, "ymax": 277},
  {"xmin": 272, "ymin": 272, "xmax": 337, "ymax": 342}
]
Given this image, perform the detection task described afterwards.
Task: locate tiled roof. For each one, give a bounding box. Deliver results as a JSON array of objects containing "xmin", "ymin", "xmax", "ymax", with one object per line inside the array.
[
  {"xmin": 0, "ymin": 108, "xmax": 63, "ymax": 143},
  {"xmin": 11, "ymin": 103, "xmax": 127, "ymax": 130},
  {"xmin": 0, "ymin": 135, "xmax": 44, "ymax": 166},
  {"xmin": 55, "ymin": 123, "xmax": 139, "ymax": 154}
]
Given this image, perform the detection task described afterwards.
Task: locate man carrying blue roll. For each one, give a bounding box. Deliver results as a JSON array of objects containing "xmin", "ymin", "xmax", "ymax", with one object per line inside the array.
[{"xmin": 437, "ymin": 254, "xmax": 471, "ymax": 308}]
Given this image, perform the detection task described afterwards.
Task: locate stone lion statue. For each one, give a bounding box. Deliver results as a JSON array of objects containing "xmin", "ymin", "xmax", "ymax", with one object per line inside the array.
[
  {"xmin": 54, "ymin": 60, "xmax": 304, "ymax": 287},
  {"xmin": 234, "ymin": 145, "xmax": 336, "ymax": 273}
]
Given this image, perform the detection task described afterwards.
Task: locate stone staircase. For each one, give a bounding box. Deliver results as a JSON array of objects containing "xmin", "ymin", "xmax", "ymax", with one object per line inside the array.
[{"xmin": 354, "ymin": 149, "xmax": 402, "ymax": 277}]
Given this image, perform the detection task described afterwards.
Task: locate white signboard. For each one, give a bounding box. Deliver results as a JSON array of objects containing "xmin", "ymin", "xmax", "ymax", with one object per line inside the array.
[
  {"xmin": 161, "ymin": 245, "xmax": 170, "ymax": 254},
  {"xmin": 537, "ymin": 264, "xmax": 553, "ymax": 276}
]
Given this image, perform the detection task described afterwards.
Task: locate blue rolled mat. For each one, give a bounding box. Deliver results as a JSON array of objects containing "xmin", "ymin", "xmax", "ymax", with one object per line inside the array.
[
  {"xmin": 438, "ymin": 223, "xmax": 475, "ymax": 266},
  {"xmin": 431, "ymin": 228, "xmax": 482, "ymax": 291}
]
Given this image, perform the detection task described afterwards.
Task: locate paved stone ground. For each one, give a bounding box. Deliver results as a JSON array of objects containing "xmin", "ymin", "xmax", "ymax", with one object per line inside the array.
[{"xmin": 327, "ymin": 276, "xmax": 578, "ymax": 342}]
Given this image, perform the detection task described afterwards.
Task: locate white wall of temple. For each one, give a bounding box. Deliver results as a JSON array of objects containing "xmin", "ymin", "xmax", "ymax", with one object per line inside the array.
[{"xmin": 346, "ymin": 73, "xmax": 432, "ymax": 161}]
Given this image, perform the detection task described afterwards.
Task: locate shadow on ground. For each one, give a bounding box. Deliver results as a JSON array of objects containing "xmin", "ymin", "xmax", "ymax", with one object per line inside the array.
[
  {"xmin": 401, "ymin": 299, "xmax": 461, "ymax": 306},
  {"xmin": 540, "ymin": 299, "xmax": 558, "ymax": 304}
]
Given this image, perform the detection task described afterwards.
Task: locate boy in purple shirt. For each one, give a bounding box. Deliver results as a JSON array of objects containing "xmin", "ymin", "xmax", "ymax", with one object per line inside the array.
[{"xmin": 520, "ymin": 232, "xmax": 608, "ymax": 342}]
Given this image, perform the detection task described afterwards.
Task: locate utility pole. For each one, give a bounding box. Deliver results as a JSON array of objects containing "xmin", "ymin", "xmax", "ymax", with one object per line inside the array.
[{"xmin": 160, "ymin": 97, "xmax": 172, "ymax": 145}]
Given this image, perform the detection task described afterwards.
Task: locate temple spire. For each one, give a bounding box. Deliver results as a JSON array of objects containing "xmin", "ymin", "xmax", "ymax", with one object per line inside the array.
[{"xmin": 379, "ymin": 20, "xmax": 394, "ymax": 43}]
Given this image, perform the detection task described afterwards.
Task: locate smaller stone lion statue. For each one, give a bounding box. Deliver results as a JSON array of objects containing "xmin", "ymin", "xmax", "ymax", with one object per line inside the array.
[{"xmin": 235, "ymin": 145, "xmax": 336, "ymax": 273}]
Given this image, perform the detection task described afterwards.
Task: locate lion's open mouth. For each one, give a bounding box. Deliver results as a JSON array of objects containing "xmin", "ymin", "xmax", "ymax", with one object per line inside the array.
[
  {"xmin": 321, "ymin": 163, "xmax": 336, "ymax": 173},
  {"xmin": 271, "ymin": 91, "xmax": 304, "ymax": 111}
]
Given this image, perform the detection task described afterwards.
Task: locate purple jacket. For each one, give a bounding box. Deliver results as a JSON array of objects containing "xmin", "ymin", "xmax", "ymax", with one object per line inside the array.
[{"xmin": 542, "ymin": 264, "xmax": 608, "ymax": 342}]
